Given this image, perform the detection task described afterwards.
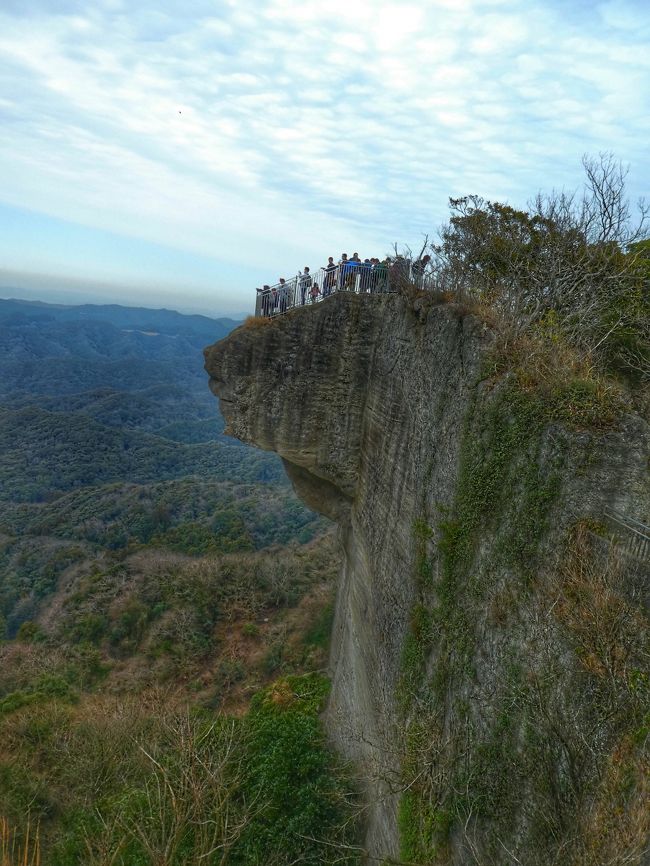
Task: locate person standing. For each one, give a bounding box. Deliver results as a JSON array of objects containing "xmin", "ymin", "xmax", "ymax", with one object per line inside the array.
[
  {"xmin": 347, "ymin": 252, "xmax": 361, "ymax": 291},
  {"xmin": 411, "ymin": 254, "xmax": 431, "ymax": 289},
  {"xmin": 323, "ymin": 257, "xmax": 337, "ymax": 296},
  {"xmin": 360, "ymin": 258, "xmax": 372, "ymax": 292},
  {"xmin": 258, "ymin": 284, "xmax": 271, "ymax": 316},
  {"xmin": 278, "ymin": 278, "xmax": 288, "ymax": 313},
  {"xmin": 338, "ymin": 254, "xmax": 350, "ymax": 290},
  {"xmin": 299, "ymin": 267, "xmax": 312, "ymax": 305},
  {"xmin": 377, "ymin": 257, "xmax": 389, "ymax": 292}
]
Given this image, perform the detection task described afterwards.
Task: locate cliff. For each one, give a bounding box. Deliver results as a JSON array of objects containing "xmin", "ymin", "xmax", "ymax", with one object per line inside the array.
[{"xmin": 205, "ymin": 292, "xmax": 649, "ymax": 864}]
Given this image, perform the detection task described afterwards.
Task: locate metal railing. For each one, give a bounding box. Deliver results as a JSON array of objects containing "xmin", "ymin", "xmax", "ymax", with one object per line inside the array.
[
  {"xmin": 254, "ymin": 259, "xmax": 435, "ymax": 317},
  {"xmin": 604, "ymin": 507, "xmax": 650, "ymax": 562}
]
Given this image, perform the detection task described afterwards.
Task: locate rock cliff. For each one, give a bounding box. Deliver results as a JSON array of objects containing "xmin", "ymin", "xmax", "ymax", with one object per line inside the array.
[{"xmin": 205, "ymin": 292, "xmax": 649, "ymax": 864}]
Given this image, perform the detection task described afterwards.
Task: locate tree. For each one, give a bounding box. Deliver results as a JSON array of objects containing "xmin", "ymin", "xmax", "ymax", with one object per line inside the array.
[{"xmin": 429, "ymin": 154, "xmax": 649, "ymax": 375}]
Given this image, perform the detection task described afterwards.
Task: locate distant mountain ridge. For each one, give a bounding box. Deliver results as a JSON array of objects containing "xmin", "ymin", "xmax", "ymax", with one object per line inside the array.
[
  {"xmin": 0, "ymin": 297, "xmax": 239, "ymax": 339},
  {"xmin": 0, "ymin": 297, "xmax": 238, "ymax": 397}
]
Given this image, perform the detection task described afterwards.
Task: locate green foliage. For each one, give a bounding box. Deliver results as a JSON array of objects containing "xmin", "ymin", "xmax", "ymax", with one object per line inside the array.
[
  {"xmin": 430, "ymin": 385, "xmax": 563, "ymax": 695},
  {"xmin": 399, "ymin": 791, "xmax": 452, "ymax": 864},
  {"xmin": 0, "ymin": 690, "xmax": 42, "ymax": 715},
  {"xmin": 233, "ymin": 674, "xmax": 358, "ymax": 864},
  {"xmin": 0, "ymin": 476, "xmax": 324, "ymax": 637},
  {"xmin": 0, "ymin": 299, "xmax": 328, "ymax": 642},
  {"xmin": 0, "ymin": 675, "xmax": 358, "ymax": 866},
  {"xmin": 437, "ymin": 385, "xmax": 558, "ymax": 579},
  {"xmin": 434, "ymin": 171, "xmax": 650, "ymax": 383},
  {"xmin": 0, "ymin": 405, "xmax": 285, "ymax": 505},
  {"xmin": 16, "ymin": 620, "xmax": 44, "ymax": 643},
  {"xmin": 0, "ymin": 672, "xmax": 76, "ymax": 717},
  {"xmin": 242, "ymin": 621, "xmax": 259, "ymax": 638},
  {"xmin": 0, "ymin": 300, "xmax": 345, "ymax": 863},
  {"xmin": 153, "ymin": 514, "xmax": 253, "ymax": 555},
  {"xmin": 0, "ymin": 760, "xmax": 54, "ymax": 824},
  {"xmin": 599, "ymin": 238, "xmax": 650, "ymax": 381}
]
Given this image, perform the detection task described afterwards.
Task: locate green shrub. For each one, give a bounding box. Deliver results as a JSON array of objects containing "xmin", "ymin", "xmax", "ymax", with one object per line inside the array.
[
  {"xmin": 242, "ymin": 621, "xmax": 259, "ymax": 637},
  {"xmin": 232, "ymin": 674, "xmax": 359, "ymax": 865},
  {"xmin": 16, "ymin": 621, "xmax": 43, "ymax": 643}
]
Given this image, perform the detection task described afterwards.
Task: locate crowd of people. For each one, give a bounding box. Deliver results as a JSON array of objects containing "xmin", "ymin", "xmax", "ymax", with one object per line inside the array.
[{"xmin": 255, "ymin": 252, "xmax": 432, "ymax": 316}]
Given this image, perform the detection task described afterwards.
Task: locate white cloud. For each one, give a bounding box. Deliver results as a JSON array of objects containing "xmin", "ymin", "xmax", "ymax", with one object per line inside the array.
[{"xmin": 0, "ymin": 0, "xmax": 648, "ymax": 301}]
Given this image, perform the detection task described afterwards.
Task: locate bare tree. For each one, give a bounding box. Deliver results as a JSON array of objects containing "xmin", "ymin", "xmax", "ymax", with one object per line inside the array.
[
  {"xmin": 580, "ymin": 152, "xmax": 649, "ymax": 245},
  {"xmin": 77, "ymin": 706, "xmax": 258, "ymax": 866},
  {"xmin": 428, "ymin": 155, "xmax": 649, "ymax": 370}
]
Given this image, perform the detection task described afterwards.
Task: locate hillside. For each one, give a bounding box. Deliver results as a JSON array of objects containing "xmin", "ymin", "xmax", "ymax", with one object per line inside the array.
[
  {"xmin": 0, "ymin": 299, "xmax": 352, "ymax": 864},
  {"xmin": 0, "ymin": 299, "xmax": 329, "ymax": 637}
]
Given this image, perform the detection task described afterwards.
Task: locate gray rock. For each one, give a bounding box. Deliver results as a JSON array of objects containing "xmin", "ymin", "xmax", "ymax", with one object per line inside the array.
[{"xmin": 205, "ymin": 293, "xmax": 649, "ymax": 863}]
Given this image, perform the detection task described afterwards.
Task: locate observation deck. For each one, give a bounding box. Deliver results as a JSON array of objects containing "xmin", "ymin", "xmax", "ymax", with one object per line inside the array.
[{"xmin": 254, "ymin": 258, "xmax": 434, "ymax": 317}]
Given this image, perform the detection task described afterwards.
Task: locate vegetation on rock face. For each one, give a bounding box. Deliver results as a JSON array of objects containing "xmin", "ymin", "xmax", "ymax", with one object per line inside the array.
[
  {"xmin": 396, "ymin": 156, "xmax": 649, "ymax": 864},
  {"xmin": 399, "ymin": 386, "xmax": 564, "ymax": 861},
  {"xmin": 399, "ymin": 388, "xmax": 648, "ymax": 862}
]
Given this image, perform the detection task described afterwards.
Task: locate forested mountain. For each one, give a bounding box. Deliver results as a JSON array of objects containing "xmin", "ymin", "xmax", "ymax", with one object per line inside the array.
[
  {"xmin": 0, "ymin": 298, "xmax": 326, "ymax": 637},
  {"xmin": 0, "ymin": 298, "xmax": 351, "ymax": 865},
  {"xmin": 0, "ymin": 298, "xmax": 234, "ymax": 397}
]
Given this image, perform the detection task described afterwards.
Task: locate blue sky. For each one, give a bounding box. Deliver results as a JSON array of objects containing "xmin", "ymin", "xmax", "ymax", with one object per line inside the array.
[{"xmin": 0, "ymin": 0, "xmax": 648, "ymax": 316}]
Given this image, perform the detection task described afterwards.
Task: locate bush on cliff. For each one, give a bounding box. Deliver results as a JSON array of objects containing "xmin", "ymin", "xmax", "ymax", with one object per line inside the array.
[{"xmin": 428, "ymin": 153, "xmax": 649, "ymax": 384}]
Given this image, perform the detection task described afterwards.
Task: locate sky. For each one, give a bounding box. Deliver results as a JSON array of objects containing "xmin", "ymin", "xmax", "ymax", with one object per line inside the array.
[{"xmin": 0, "ymin": 0, "xmax": 649, "ymax": 317}]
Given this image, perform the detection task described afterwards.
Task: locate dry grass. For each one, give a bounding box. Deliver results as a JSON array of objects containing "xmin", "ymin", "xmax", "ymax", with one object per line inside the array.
[
  {"xmin": 0, "ymin": 817, "xmax": 40, "ymax": 866},
  {"xmin": 574, "ymin": 734, "xmax": 650, "ymax": 866},
  {"xmin": 489, "ymin": 327, "xmax": 591, "ymax": 384},
  {"xmin": 242, "ymin": 315, "xmax": 274, "ymax": 330},
  {"xmin": 266, "ymin": 678, "xmax": 296, "ymax": 708},
  {"xmin": 553, "ymin": 525, "xmax": 648, "ymax": 690},
  {"xmin": 548, "ymin": 525, "xmax": 650, "ymax": 864},
  {"xmin": 481, "ymin": 325, "xmax": 625, "ymax": 428}
]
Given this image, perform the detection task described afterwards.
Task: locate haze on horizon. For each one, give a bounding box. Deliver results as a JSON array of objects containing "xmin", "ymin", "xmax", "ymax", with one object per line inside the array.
[{"xmin": 0, "ymin": 0, "xmax": 648, "ymax": 315}]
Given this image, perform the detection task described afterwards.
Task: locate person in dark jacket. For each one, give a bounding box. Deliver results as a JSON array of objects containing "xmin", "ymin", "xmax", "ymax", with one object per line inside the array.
[
  {"xmin": 278, "ymin": 277, "xmax": 289, "ymax": 313},
  {"xmin": 259, "ymin": 284, "xmax": 272, "ymax": 316},
  {"xmin": 360, "ymin": 258, "xmax": 372, "ymax": 292},
  {"xmin": 323, "ymin": 257, "xmax": 337, "ymax": 296}
]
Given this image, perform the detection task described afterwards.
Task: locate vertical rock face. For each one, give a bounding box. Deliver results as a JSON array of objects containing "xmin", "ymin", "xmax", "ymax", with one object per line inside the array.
[{"xmin": 205, "ymin": 294, "xmax": 649, "ymax": 863}]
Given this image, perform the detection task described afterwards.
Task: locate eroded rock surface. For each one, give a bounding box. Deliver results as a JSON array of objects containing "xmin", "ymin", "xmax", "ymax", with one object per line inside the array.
[{"xmin": 205, "ymin": 293, "xmax": 649, "ymax": 863}]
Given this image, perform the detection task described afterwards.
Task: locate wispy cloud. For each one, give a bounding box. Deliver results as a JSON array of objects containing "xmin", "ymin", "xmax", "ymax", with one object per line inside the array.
[{"xmin": 0, "ymin": 0, "xmax": 648, "ymax": 300}]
